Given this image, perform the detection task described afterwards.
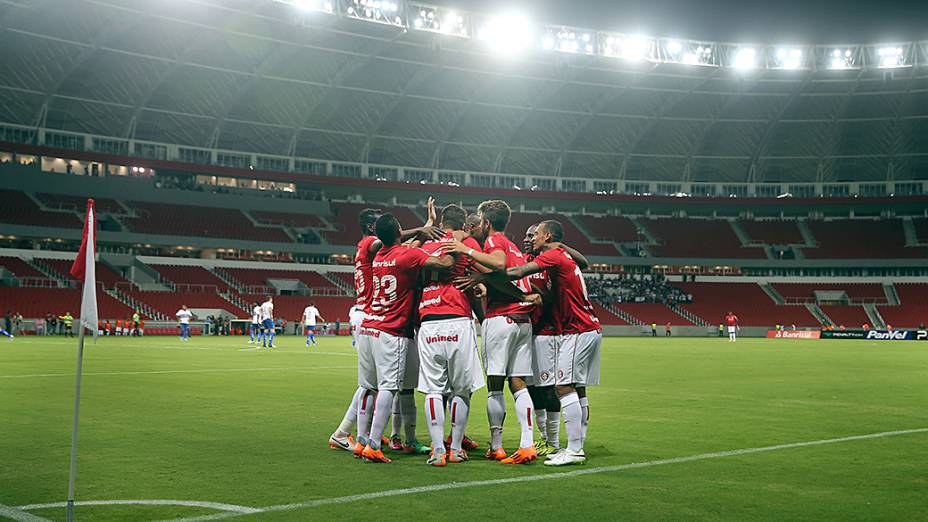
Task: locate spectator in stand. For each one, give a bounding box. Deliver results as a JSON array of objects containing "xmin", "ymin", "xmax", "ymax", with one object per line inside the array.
[{"xmin": 862, "ymin": 323, "xmax": 870, "ymax": 330}]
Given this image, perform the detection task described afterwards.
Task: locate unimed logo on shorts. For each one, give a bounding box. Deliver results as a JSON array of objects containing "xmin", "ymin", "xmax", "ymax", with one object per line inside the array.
[{"xmin": 425, "ymin": 334, "xmax": 459, "ymax": 343}]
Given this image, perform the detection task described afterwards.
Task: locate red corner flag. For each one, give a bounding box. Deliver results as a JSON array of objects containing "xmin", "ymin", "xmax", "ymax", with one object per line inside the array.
[{"xmin": 70, "ymin": 199, "xmax": 98, "ymax": 336}]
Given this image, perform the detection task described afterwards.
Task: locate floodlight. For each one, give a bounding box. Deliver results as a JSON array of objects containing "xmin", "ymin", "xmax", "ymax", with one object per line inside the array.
[
  {"xmin": 661, "ymin": 39, "xmax": 715, "ymax": 66},
  {"xmin": 540, "ymin": 26, "xmax": 595, "ymax": 55},
  {"xmin": 346, "ymin": 0, "xmax": 404, "ymax": 27},
  {"xmin": 601, "ymin": 33, "xmax": 654, "ymax": 61},
  {"xmin": 827, "ymin": 48, "xmax": 857, "ymax": 70},
  {"xmin": 770, "ymin": 47, "xmax": 804, "ymax": 69},
  {"xmin": 877, "ymin": 46, "xmax": 906, "ymax": 68},
  {"xmin": 732, "ymin": 47, "xmax": 757, "ymax": 69},
  {"xmin": 410, "ymin": 4, "xmax": 469, "ymax": 37},
  {"xmin": 478, "ymin": 14, "xmax": 534, "ymax": 56},
  {"xmin": 282, "ymin": 0, "xmax": 334, "ymax": 14}
]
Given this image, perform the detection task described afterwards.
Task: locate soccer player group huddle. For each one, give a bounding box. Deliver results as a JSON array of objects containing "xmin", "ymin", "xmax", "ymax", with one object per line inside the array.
[{"xmin": 328, "ymin": 198, "xmax": 601, "ymax": 467}]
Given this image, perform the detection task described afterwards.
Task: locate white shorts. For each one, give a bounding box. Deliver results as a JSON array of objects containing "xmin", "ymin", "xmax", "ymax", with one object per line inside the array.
[
  {"xmin": 481, "ymin": 316, "xmax": 533, "ymax": 378},
  {"xmin": 557, "ymin": 330, "xmax": 602, "ymax": 387},
  {"xmin": 401, "ymin": 336, "xmax": 419, "ymax": 391},
  {"xmin": 728, "ymin": 326, "xmax": 737, "ymax": 334},
  {"xmin": 417, "ymin": 317, "xmax": 485, "ymax": 395},
  {"xmin": 356, "ymin": 328, "xmax": 410, "ymax": 391},
  {"xmin": 532, "ymin": 334, "xmax": 559, "ymax": 387}
]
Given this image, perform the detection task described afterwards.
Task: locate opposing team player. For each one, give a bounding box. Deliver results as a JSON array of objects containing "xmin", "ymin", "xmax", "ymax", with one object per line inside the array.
[
  {"xmin": 249, "ymin": 302, "xmax": 261, "ymax": 344},
  {"xmin": 176, "ymin": 305, "xmax": 192, "ymax": 342},
  {"xmin": 725, "ymin": 311, "xmax": 739, "ymax": 342},
  {"xmin": 328, "ymin": 205, "xmax": 441, "ymax": 453},
  {"xmin": 445, "ymin": 200, "xmax": 541, "ymax": 464},
  {"xmin": 355, "ymin": 213, "xmax": 454, "ymax": 463},
  {"xmin": 484, "ymin": 220, "xmax": 601, "ymax": 465},
  {"xmin": 260, "ymin": 296, "xmax": 275, "ymax": 349},
  {"xmin": 416, "ymin": 204, "xmax": 487, "ymax": 466},
  {"xmin": 303, "ymin": 301, "xmax": 324, "ymax": 348}
]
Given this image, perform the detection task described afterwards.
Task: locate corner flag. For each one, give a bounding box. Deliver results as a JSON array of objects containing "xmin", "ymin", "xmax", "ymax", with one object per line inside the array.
[
  {"xmin": 70, "ymin": 199, "xmax": 97, "ymax": 337},
  {"xmin": 66, "ymin": 198, "xmax": 97, "ymax": 522}
]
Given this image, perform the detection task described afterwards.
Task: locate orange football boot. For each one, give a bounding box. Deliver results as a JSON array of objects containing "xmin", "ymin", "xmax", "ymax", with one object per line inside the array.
[
  {"xmin": 500, "ymin": 446, "xmax": 538, "ymax": 465},
  {"xmin": 361, "ymin": 444, "xmax": 392, "ymax": 463},
  {"xmin": 485, "ymin": 447, "xmax": 508, "ymax": 461}
]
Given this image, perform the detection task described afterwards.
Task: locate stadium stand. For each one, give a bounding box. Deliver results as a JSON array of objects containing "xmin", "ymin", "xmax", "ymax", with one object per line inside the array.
[
  {"xmin": 0, "ymin": 256, "xmax": 48, "ymax": 279},
  {"xmin": 324, "ymin": 203, "xmax": 423, "ymax": 246},
  {"xmin": 913, "ymin": 218, "xmax": 928, "ymax": 243},
  {"xmin": 575, "ymin": 215, "xmax": 640, "ymax": 244},
  {"xmin": 613, "ymin": 303, "xmax": 695, "ymax": 326},
  {"xmin": 818, "ymin": 305, "xmax": 872, "ymax": 327},
  {"xmin": 251, "ymin": 211, "xmax": 326, "ymax": 228},
  {"xmin": 35, "ymin": 193, "xmax": 126, "ymax": 215},
  {"xmin": 877, "ymin": 283, "xmax": 928, "ymax": 328},
  {"xmin": 123, "ymin": 202, "xmax": 292, "ymax": 243},
  {"xmin": 643, "ymin": 218, "xmax": 765, "ymax": 259},
  {"xmin": 738, "ymin": 220, "xmax": 805, "ymax": 245},
  {"xmin": 0, "ymin": 189, "xmax": 82, "ymax": 228},
  {"xmin": 221, "ymin": 268, "xmax": 340, "ymax": 291},
  {"xmin": 590, "ymin": 302, "xmax": 630, "ymax": 326},
  {"xmin": 0, "ymin": 287, "xmax": 133, "ymax": 319},
  {"xmin": 676, "ymin": 282, "xmax": 819, "ymax": 327},
  {"xmin": 326, "ymin": 271, "xmax": 357, "ymax": 291},
  {"xmin": 36, "ymin": 258, "xmax": 129, "ymax": 288},
  {"xmin": 506, "ymin": 212, "xmax": 621, "ymax": 256},
  {"xmin": 772, "ymin": 283, "xmax": 887, "ymax": 302},
  {"xmin": 804, "ymin": 219, "xmax": 924, "ymax": 258},
  {"xmin": 124, "ymin": 290, "xmax": 242, "ymax": 317},
  {"xmin": 239, "ymin": 294, "xmax": 355, "ymax": 323},
  {"xmin": 145, "ymin": 264, "xmax": 235, "ymax": 293}
]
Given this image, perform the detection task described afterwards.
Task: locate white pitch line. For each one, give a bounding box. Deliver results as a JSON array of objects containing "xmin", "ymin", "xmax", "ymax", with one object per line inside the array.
[
  {"xmin": 16, "ymin": 499, "xmax": 261, "ymax": 514},
  {"xmin": 0, "ymin": 502, "xmax": 51, "ymax": 522},
  {"xmin": 164, "ymin": 427, "xmax": 928, "ymax": 522},
  {"xmin": 0, "ymin": 365, "xmax": 355, "ymax": 379}
]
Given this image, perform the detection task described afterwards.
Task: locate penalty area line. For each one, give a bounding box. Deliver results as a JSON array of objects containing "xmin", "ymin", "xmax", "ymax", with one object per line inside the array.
[
  {"xmin": 15, "ymin": 499, "xmax": 261, "ymax": 515},
  {"xmin": 0, "ymin": 502, "xmax": 51, "ymax": 522},
  {"xmin": 164, "ymin": 427, "xmax": 928, "ymax": 522},
  {"xmin": 0, "ymin": 365, "xmax": 356, "ymax": 379}
]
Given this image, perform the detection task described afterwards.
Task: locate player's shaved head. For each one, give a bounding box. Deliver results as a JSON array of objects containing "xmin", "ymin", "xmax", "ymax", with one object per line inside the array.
[
  {"xmin": 375, "ymin": 213, "xmax": 402, "ymax": 245},
  {"xmin": 538, "ymin": 219, "xmax": 564, "ymax": 242},
  {"xmin": 358, "ymin": 208, "xmax": 383, "ymax": 236},
  {"xmin": 477, "ymin": 199, "xmax": 510, "ymax": 233},
  {"xmin": 440, "ymin": 204, "xmax": 467, "ymax": 231}
]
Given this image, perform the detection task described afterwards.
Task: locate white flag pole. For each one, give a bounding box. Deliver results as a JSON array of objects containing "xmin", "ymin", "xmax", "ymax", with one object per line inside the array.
[
  {"xmin": 67, "ymin": 201, "xmax": 96, "ymax": 522},
  {"xmin": 66, "ymin": 322, "xmax": 85, "ymax": 522}
]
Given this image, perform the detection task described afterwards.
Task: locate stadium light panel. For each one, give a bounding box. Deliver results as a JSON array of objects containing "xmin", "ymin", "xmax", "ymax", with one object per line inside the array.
[
  {"xmin": 540, "ymin": 26, "xmax": 595, "ymax": 55},
  {"xmin": 660, "ymin": 39, "xmax": 715, "ymax": 66},
  {"xmin": 877, "ymin": 46, "xmax": 907, "ymax": 68},
  {"xmin": 478, "ymin": 14, "xmax": 534, "ymax": 56},
  {"xmin": 409, "ymin": 4, "xmax": 469, "ymax": 37},
  {"xmin": 601, "ymin": 33, "xmax": 654, "ymax": 61},
  {"xmin": 345, "ymin": 0, "xmax": 404, "ymax": 27},
  {"xmin": 827, "ymin": 48, "xmax": 857, "ymax": 70},
  {"xmin": 279, "ymin": 0, "xmax": 334, "ymax": 14},
  {"xmin": 770, "ymin": 47, "xmax": 805, "ymax": 70},
  {"xmin": 732, "ymin": 47, "xmax": 757, "ymax": 69}
]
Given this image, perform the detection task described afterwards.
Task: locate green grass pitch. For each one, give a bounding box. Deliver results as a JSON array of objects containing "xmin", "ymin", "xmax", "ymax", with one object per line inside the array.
[{"xmin": 1, "ymin": 334, "xmax": 926, "ymax": 521}]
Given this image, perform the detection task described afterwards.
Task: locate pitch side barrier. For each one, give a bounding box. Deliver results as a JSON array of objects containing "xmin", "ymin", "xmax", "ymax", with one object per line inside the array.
[{"xmin": 820, "ymin": 329, "xmax": 928, "ymax": 340}]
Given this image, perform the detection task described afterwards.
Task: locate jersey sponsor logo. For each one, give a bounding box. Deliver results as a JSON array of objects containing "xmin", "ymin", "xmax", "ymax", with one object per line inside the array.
[
  {"xmin": 424, "ymin": 334, "xmax": 459, "ymax": 344},
  {"xmin": 540, "ymin": 371, "xmax": 550, "ymax": 381},
  {"xmin": 418, "ymin": 295, "xmax": 442, "ymax": 309},
  {"xmin": 422, "ymin": 284, "xmax": 441, "ymax": 293},
  {"xmin": 359, "ymin": 328, "xmax": 381, "ymax": 338},
  {"xmin": 372, "ymin": 259, "xmax": 397, "ymax": 268}
]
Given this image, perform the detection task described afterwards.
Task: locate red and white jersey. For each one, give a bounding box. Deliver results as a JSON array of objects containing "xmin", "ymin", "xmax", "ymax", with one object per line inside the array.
[
  {"xmin": 419, "ymin": 231, "xmax": 481, "ymax": 319},
  {"xmin": 484, "ymin": 232, "xmax": 535, "ymax": 318},
  {"xmin": 532, "ymin": 247, "xmax": 600, "ymax": 335},
  {"xmin": 361, "ymin": 244, "xmax": 431, "ymax": 337},
  {"xmin": 725, "ymin": 313, "xmax": 738, "ymax": 326},
  {"xmin": 354, "ymin": 235, "xmax": 377, "ymax": 311},
  {"xmin": 526, "ymin": 254, "xmax": 560, "ymax": 336}
]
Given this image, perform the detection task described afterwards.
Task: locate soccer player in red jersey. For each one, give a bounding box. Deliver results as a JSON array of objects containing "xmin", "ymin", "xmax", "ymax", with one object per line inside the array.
[
  {"xmin": 444, "ymin": 200, "xmax": 542, "ymax": 465},
  {"xmin": 356, "ymin": 213, "xmax": 454, "ymax": 463},
  {"xmin": 329, "ymin": 205, "xmax": 441, "ymax": 454},
  {"xmin": 725, "ymin": 311, "xmax": 739, "ymax": 342},
  {"xmin": 416, "ymin": 204, "xmax": 487, "ymax": 466},
  {"xmin": 494, "ymin": 220, "xmax": 602, "ymax": 466},
  {"xmin": 520, "ymin": 223, "xmax": 591, "ymax": 457}
]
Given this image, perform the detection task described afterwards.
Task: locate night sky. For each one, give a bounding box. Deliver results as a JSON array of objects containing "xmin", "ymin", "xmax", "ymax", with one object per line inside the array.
[{"xmin": 430, "ymin": 0, "xmax": 928, "ymax": 44}]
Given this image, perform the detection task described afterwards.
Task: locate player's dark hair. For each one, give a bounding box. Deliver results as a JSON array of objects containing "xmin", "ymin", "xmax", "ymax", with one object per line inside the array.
[
  {"xmin": 477, "ymin": 199, "xmax": 511, "ymax": 232},
  {"xmin": 375, "ymin": 213, "xmax": 402, "ymax": 245},
  {"xmin": 358, "ymin": 208, "xmax": 382, "ymax": 235},
  {"xmin": 539, "ymin": 219, "xmax": 564, "ymax": 242},
  {"xmin": 441, "ymin": 204, "xmax": 467, "ymax": 230}
]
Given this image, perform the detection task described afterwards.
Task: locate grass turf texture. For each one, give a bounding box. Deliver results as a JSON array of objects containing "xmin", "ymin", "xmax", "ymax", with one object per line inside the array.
[{"xmin": 1, "ymin": 335, "xmax": 926, "ymax": 521}]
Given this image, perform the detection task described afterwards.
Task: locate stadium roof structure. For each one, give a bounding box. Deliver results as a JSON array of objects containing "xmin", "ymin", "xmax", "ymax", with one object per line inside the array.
[{"xmin": 1, "ymin": 0, "xmax": 928, "ymax": 186}]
